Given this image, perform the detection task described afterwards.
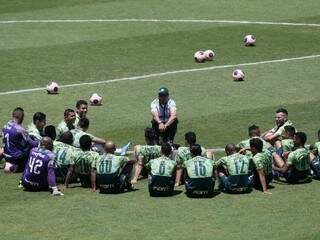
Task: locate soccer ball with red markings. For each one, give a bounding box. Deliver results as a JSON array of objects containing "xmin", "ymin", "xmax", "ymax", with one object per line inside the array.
[
  {"xmin": 46, "ymin": 82, "xmax": 59, "ymax": 94},
  {"xmin": 232, "ymin": 69, "xmax": 245, "ymax": 81},
  {"xmin": 204, "ymin": 49, "xmax": 215, "ymax": 61},
  {"xmin": 90, "ymin": 93, "xmax": 103, "ymax": 105},
  {"xmin": 194, "ymin": 51, "xmax": 206, "ymax": 63},
  {"xmin": 244, "ymin": 35, "xmax": 256, "ymax": 46}
]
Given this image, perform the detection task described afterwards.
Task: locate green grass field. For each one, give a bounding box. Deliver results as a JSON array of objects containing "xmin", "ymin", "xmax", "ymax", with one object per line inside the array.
[{"xmin": 1, "ymin": 1, "xmax": 320, "ymax": 239}]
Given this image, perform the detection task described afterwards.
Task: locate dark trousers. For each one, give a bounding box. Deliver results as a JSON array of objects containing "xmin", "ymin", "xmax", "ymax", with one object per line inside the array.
[{"xmin": 151, "ymin": 119, "xmax": 178, "ymax": 143}]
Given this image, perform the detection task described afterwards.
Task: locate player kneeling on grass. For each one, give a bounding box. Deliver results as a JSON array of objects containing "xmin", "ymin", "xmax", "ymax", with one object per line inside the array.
[
  {"xmin": 92, "ymin": 141, "xmax": 133, "ymax": 193},
  {"xmin": 131, "ymin": 128, "xmax": 161, "ymax": 186},
  {"xmin": 21, "ymin": 137, "xmax": 63, "ymax": 196},
  {"xmin": 146, "ymin": 143, "xmax": 177, "ymax": 197},
  {"xmin": 249, "ymin": 138, "xmax": 273, "ymax": 194},
  {"xmin": 183, "ymin": 144, "xmax": 215, "ymax": 197},
  {"xmin": 273, "ymin": 132, "xmax": 311, "ymax": 184},
  {"xmin": 64, "ymin": 135, "xmax": 99, "ymax": 190},
  {"xmin": 216, "ymin": 144, "xmax": 250, "ymax": 193},
  {"xmin": 309, "ymin": 129, "xmax": 320, "ymax": 179},
  {"xmin": 175, "ymin": 131, "xmax": 212, "ymax": 186}
]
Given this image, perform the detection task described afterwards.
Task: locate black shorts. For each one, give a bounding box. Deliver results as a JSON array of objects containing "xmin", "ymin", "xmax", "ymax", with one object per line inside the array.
[
  {"xmin": 219, "ymin": 175, "xmax": 250, "ymax": 193},
  {"xmin": 22, "ymin": 178, "xmax": 48, "ymax": 192},
  {"xmin": 285, "ymin": 168, "xmax": 310, "ymax": 184},
  {"xmin": 77, "ymin": 174, "xmax": 91, "ymax": 187},
  {"xmin": 185, "ymin": 177, "xmax": 214, "ymax": 197},
  {"xmin": 249, "ymin": 172, "xmax": 273, "ymax": 189},
  {"xmin": 148, "ymin": 175, "xmax": 174, "ymax": 197},
  {"xmin": 98, "ymin": 173, "xmax": 130, "ymax": 194}
]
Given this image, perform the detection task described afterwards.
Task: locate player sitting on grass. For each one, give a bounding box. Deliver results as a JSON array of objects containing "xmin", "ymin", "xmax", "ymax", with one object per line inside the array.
[
  {"xmin": 273, "ymin": 132, "xmax": 311, "ymax": 184},
  {"xmin": 2, "ymin": 107, "xmax": 39, "ymax": 173},
  {"xmin": 281, "ymin": 125, "xmax": 295, "ymax": 154},
  {"xmin": 309, "ymin": 129, "xmax": 320, "ymax": 179},
  {"xmin": 249, "ymin": 138, "xmax": 273, "ymax": 195},
  {"xmin": 131, "ymin": 128, "xmax": 161, "ymax": 186},
  {"xmin": 56, "ymin": 109, "xmax": 76, "ymax": 140},
  {"xmin": 92, "ymin": 141, "xmax": 133, "ymax": 193},
  {"xmin": 237, "ymin": 124, "xmax": 270, "ymax": 157},
  {"xmin": 71, "ymin": 117, "xmax": 106, "ymax": 149},
  {"xmin": 262, "ymin": 108, "xmax": 295, "ymax": 156},
  {"xmin": 75, "ymin": 100, "xmax": 88, "ymax": 126},
  {"xmin": 216, "ymin": 144, "xmax": 251, "ymax": 193},
  {"xmin": 146, "ymin": 143, "xmax": 176, "ymax": 197},
  {"xmin": 27, "ymin": 112, "xmax": 46, "ymax": 141},
  {"xmin": 65, "ymin": 135, "xmax": 99, "ymax": 191},
  {"xmin": 175, "ymin": 131, "xmax": 211, "ymax": 187},
  {"xmin": 184, "ymin": 144, "xmax": 215, "ymax": 197},
  {"xmin": 21, "ymin": 137, "xmax": 63, "ymax": 196},
  {"xmin": 44, "ymin": 125, "xmax": 80, "ymax": 183}
]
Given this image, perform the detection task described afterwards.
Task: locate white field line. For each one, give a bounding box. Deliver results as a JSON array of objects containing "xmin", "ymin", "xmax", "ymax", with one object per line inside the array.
[
  {"xmin": 0, "ymin": 54, "xmax": 319, "ymax": 96},
  {"xmin": 0, "ymin": 18, "xmax": 320, "ymax": 27}
]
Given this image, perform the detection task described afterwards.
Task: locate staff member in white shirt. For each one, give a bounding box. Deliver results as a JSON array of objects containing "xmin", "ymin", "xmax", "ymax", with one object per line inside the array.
[{"xmin": 150, "ymin": 87, "xmax": 178, "ymax": 144}]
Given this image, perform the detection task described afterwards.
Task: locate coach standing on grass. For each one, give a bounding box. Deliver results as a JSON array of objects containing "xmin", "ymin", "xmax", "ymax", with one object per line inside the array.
[{"xmin": 151, "ymin": 87, "xmax": 178, "ymax": 144}]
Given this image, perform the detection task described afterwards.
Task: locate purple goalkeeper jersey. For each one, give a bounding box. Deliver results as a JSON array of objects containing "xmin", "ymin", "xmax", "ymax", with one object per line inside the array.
[
  {"xmin": 22, "ymin": 147, "xmax": 57, "ymax": 189},
  {"xmin": 2, "ymin": 121, "xmax": 38, "ymax": 163}
]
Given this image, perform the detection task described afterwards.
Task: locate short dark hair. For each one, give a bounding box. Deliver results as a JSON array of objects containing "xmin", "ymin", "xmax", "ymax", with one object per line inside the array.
[
  {"xmin": 79, "ymin": 135, "xmax": 92, "ymax": 151},
  {"xmin": 295, "ymin": 132, "xmax": 307, "ymax": 145},
  {"xmin": 12, "ymin": 107, "xmax": 24, "ymax": 117},
  {"xmin": 161, "ymin": 143, "xmax": 172, "ymax": 156},
  {"xmin": 33, "ymin": 112, "xmax": 46, "ymax": 124},
  {"xmin": 190, "ymin": 144, "xmax": 202, "ymax": 157},
  {"xmin": 250, "ymin": 138, "xmax": 263, "ymax": 152},
  {"xmin": 78, "ymin": 117, "xmax": 89, "ymax": 129},
  {"xmin": 284, "ymin": 125, "xmax": 296, "ymax": 137},
  {"xmin": 44, "ymin": 125, "xmax": 56, "ymax": 141},
  {"xmin": 248, "ymin": 124, "xmax": 260, "ymax": 137},
  {"xmin": 64, "ymin": 109, "xmax": 75, "ymax": 117},
  {"xmin": 59, "ymin": 131, "xmax": 74, "ymax": 145},
  {"xmin": 185, "ymin": 132, "xmax": 197, "ymax": 145},
  {"xmin": 76, "ymin": 100, "xmax": 88, "ymax": 109},
  {"xmin": 145, "ymin": 127, "xmax": 156, "ymax": 141},
  {"xmin": 276, "ymin": 108, "xmax": 288, "ymax": 115}
]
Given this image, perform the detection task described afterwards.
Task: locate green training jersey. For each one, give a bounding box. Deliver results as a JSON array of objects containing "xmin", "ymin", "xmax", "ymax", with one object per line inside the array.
[
  {"xmin": 27, "ymin": 123, "xmax": 43, "ymax": 140},
  {"xmin": 183, "ymin": 156, "xmax": 215, "ymax": 178},
  {"xmin": 71, "ymin": 128, "xmax": 94, "ymax": 148},
  {"xmin": 137, "ymin": 145, "xmax": 161, "ymax": 164},
  {"xmin": 73, "ymin": 150, "xmax": 100, "ymax": 175},
  {"xmin": 95, "ymin": 153, "xmax": 129, "ymax": 175},
  {"xmin": 237, "ymin": 137, "xmax": 270, "ymax": 158},
  {"xmin": 175, "ymin": 146, "xmax": 207, "ymax": 165},
  {"xmin": 282, "ymin": 139, "xmax": 294, "ymax": 152},
  {"xmin": 56, "ymin": 121, "xmax": 73, "ymax": 139},
  {"xmin": 271, "ymin": 120, "xmax": 295, "ymax": 140},
  {"xmin": 287, "ymin": 147, "xmax": 310, "ymax": 171},
  {"xmin": 312, "ymin": 142, "xmax": 320, "ymax": 155},
  {"xmin": 146, "ymin": 156, "xmax": 176, "ymax": 177},
  {"xmin": 53, "ymin": 141, "xmax": 80, "ymax": 167},
  {"xmin": 216, "ymin": 153, "xmax": 250, "ymax": 176},
  {"xmin": 252, "ymin": 151, "xmax": 272, "ymax": 175}
]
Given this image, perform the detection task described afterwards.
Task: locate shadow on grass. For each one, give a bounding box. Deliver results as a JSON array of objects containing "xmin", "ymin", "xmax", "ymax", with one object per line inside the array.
[{"xmin": 149, "ymin": 190, "xmax": 183, "ymax": 198}]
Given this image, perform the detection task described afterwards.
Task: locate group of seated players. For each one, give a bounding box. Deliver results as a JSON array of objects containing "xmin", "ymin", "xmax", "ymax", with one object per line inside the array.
[{"xmin": 1, "ymin": 100, "xmax": 320, "ymax": 197}]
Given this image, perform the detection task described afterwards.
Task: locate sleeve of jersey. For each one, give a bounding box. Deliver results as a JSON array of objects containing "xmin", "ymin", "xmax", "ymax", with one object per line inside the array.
[
  {"xmin": 47, "ymin": 158, "xmax": 57, "ymax": 187},
  {"xmin": 253, "ymin": 156, "xmax": 263, "ymax": 170},
  {"xmin": 287, "ymin": 152, "xmax": 294, "ymax": 165}
]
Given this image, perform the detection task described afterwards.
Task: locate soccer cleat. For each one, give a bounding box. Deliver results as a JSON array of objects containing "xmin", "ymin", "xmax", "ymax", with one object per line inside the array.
[
  {"xmin": 115, "ymin": 142, "xmax": 131, "ymax": 156},
  {"xmin": 18, "ymin": 180, "xmax": 23, "ymax": 189}
]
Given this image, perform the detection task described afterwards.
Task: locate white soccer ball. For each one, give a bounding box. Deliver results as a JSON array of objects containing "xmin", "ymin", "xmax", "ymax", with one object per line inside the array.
[
  {"xmin": 232, "ymin": 69, "xmax": 245, "ymax": 81},
  {"xmin": 90, "ymin": 93, "xmax": 103, "ymax": 105},
  {"xmin": 46, "ymin": 82, "xmax": 59, "ymax": 94},
  {"xmin": 204, "ymin": 49, "xmax": 215, "ymax": 61},
  {"xmin": 244, "ymin": 35, "xmax": 256, "ymax": 46},
  {"xmin": 194, "ymin": 51, "xmax": 206, "ymax": 63}
]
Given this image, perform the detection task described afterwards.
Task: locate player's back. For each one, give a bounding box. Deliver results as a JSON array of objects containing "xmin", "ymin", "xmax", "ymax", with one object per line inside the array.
[
  {"xmin": 96, "ymin": 153, "xmax": 129, "ymax": 176},
  {"xmin": 53, "ymin": 141, "xmax": 79, "ymax": 167},
  {"xmin": 282, "ymin": 139, "xmax": 294, "ymax": 152},
  {"xmin": 288, "ymin": 148, "xmax": 310, "ymax": 172},
  {"xmin": 219, "ymin": 153, "xmax": 250, "ymax": 177},
  {"xmin": 22, "ymin": 147, "xmax": 55, "ymax": 188},
  {"xmin": 73, "ymin": 150, "xmax": 99, "ymax": 175},
  {"xmin": 138, "ymin": 145, "xmax": 161, "ymax": 163},
  {"xmin": 148, "ymin": 156, "xmax": 176, "ymax": 177},
  {"xmin": 184, "ymin": 156, "xmax": 214, "ymax": 179},
  {"xmin": 252, "ymin": 151, "xmax": 272, "ymax": 176},
  {"xmin": 175, "ymin": 146, "xmax": 206, "ymax": 165}
]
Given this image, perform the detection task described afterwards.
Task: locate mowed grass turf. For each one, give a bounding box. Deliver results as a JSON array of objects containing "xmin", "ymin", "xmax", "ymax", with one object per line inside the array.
[{"xmin": 0, "ymin": 1, "xmax": 320, "ymax": 239}]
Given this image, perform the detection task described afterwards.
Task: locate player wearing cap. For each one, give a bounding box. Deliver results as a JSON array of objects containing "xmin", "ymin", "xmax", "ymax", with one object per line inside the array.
[{"xmin": 150, "ymin": 87, "xmax": 178, "ymax": 143}]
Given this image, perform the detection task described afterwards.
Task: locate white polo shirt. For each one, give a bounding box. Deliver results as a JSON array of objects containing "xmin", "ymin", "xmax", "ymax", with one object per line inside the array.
[{"xmin": 150, "ymin": 98, "xmax": 176, "ymax": 123}]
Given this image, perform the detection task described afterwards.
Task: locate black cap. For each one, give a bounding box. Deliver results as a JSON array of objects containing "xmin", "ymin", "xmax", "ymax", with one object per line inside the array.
[{"xmin": 158, "ymin": 87, "xmax": 169, "ymax": 97}]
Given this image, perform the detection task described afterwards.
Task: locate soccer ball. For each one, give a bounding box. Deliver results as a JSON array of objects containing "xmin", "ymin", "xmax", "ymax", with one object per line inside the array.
[
  {"xmin": 232, "ymin": 69, "xmax": 245, "ymax": 81},
  {"xmin": 46, "ymin": 82, "xmax": 59, "ymax": 94},
  {"xmin": 90, "ymin": 93, "xmax": 103, "ymax": 105},
  {"xmin": 244, "ymin": 35, "xmax": 256, "ymax": 46},
  {"xmin": 204, "ymin": 49, "xmax": 215, "ymax": 61},
  {"xmin": 194, "ymin": 51, "xmax": 206, "ymax": 63}
]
